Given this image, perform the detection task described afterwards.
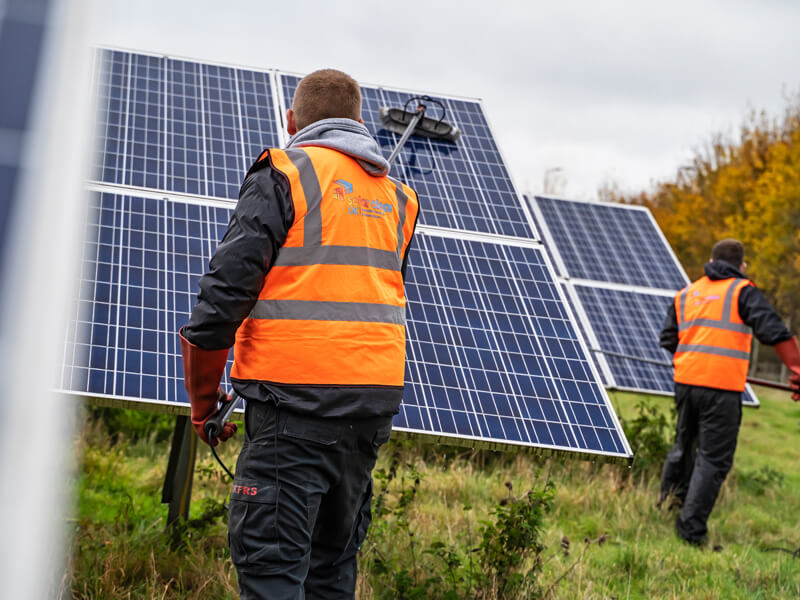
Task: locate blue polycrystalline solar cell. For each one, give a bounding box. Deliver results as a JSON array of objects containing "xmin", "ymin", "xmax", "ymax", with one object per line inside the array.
[
  {"xmin": 92, "ymin": 49, "xmax": 281, "ymax": 199},
  {"xmin": 280, "ymin": 75, "xmax": 535, "ymax": 240},
  {"xmin": 571, "ymin": 284, "xmax": 759, "ymax": 406},
  {"xmin": 60, "ymin": 191, "xmax": 234, "ymax": 405},
  {"xmin": 401, "ymin": 234, "xmax": 630, "ymax": 459},
  {"xmin": 531, "ymin": 196, "xmax": 688, "ymax": 289},
  {"xmin": 0, "ymin": 0, "xmax": 51, "ymax": 278}
]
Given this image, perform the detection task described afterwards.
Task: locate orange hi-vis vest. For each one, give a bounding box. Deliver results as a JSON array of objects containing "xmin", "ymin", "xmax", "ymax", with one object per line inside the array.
[
  {"xmin": 231, "ymin": 146, "xmax": 419, "ymax": 388},
  {"xmin": 673, "ymin": 276, "xmax": 753, "ymax": 392}
]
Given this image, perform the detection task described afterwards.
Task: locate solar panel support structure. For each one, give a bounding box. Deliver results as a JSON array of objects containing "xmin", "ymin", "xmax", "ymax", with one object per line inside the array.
[
  {"xmin": 65, "ymin": 51, "xmax": 634, "ymax": 516},
  {"xmin": 161, "ymin": 416, "xmax": 198, "ymax": 534}
]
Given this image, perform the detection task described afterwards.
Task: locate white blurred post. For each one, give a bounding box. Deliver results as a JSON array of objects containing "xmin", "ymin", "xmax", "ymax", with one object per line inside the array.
[{"xmin": 0, "ymin": 0, "xmax": 93, "ymax": 597}]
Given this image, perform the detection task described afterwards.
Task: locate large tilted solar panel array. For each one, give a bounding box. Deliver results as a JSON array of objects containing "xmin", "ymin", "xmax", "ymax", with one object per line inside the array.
[
  {"xmin": 528, "ymin": 195, "xmax": 759, "ymax": 407},
  {"xmin": 61, "ymin": 48, "xmax": 632, "ymax": 461},
  {"xmin": 0, "ymin": 0, "xmax": 52, "ymax": 281}
]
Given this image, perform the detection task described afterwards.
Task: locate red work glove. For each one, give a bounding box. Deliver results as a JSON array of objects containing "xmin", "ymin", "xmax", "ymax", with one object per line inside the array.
[
  {"xmin": 773, "ymin": 336, "xmax": 800, "ymax": 402},
  {"xmin": 179, "ymin": 328, "xmax": 239, "ymax": 444}
]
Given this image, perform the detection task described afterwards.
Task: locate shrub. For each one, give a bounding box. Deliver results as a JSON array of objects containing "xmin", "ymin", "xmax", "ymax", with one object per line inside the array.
[{"xmin": 620, "ymin": 400, "xmax": 675, "ymax": 477}]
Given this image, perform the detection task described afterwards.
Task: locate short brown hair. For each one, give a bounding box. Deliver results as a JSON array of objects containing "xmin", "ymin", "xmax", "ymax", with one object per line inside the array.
[
  {"xmin": 292, "ymin": 69, "xmax": 361, "ymax": 130},
  {"xmin": 711, "ymin": 238, "xmax": 745, "ymax": 267}
]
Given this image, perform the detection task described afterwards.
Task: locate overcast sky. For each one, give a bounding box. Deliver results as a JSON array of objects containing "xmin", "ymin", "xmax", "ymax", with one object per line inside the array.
[{"xmin": 90, "ymin": 0, "xmax": 800, "ymax": 200}]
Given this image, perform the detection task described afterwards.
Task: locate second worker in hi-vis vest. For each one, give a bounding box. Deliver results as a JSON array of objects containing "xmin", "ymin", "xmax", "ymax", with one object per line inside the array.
[
  {"xmin": 658, "ymin": 238, "xmax": 800, "ymax": 547},
  {"xmin": 179, "ymin": 69, "xmax": 419, "ymax": 599}
]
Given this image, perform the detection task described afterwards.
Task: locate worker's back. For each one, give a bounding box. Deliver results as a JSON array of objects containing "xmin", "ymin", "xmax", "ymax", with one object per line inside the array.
[
  {"xmin": 232, "ymin": 145, "xmax": 419, "ymax": 390},
  {"xmin": 673, "ymin": 273, "xmax": 752, "ymax": 391}
]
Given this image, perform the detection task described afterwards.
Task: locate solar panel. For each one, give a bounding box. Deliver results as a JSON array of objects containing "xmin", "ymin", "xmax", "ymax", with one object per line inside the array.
[
  {"xmin": 278, "ymin": 74, "xmax": 537, "ymax": 239},
  {"xmin": 61, "ymin": 190, "xmax": 235, "ymax": 408},
  {"xmin": 60, "ymin": 190, "xmax": 631, "ymax": 462},
  {"xmin": 566, "ymin": 283, "xmax": 677, "ymax": 392},
  {"xmin": 0, "ymin": 0, "xmax": 52, "ymax": 281},
  {"xmin": 92, "ymin": 49, "xmax": 281, "ymax": 199},
  {"xmin": 528, "ymin": 195, "xmax": 760, "ymax": 407},
  {"xmin": 401, "ymin": 232, "xmax": 629, "ymax": 460},
  {"xmin": 531, "ymin": 195, "xmax": 688, "ymax": 289}
]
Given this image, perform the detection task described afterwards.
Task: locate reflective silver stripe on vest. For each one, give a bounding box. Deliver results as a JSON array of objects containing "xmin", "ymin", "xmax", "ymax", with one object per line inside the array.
[
  {"xmin": 675, "ymin": 344, "xmax": 750, "ymax": 361},
  {"xmin": 273, "ymin": 246, "xmax": 401, "ymax": 270},
  {"xmin": 678, "ymin": 278, "xmax": 752, "ymax": 334},
  {"xmin": 249, "ymin": 299, "xmax": 405, "ymax": 325},
  {"xmin": 391, "ymin": 177, "xmax": 408, "ymax": 259},
  {"xmin": 678, "ymin": 318, "xmax": 752, "ymax": 334},
  {"xmin": 278, "ymin": 148, "xmax": 404, "ymax": 271},
  {"xmin": 679, "ymin": 288, "xmax": 688, "ymax": 323},
  {"xmin": 284, "ymin": 149, "xmax": 323, "ymax": 247},
  {"xmin": 722, "ymin": 278, "xmax": 744, "ymax": 322}
]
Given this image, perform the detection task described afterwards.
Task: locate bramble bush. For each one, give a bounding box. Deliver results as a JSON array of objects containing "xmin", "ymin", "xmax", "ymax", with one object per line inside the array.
[{"xmin": 620, "ymin": 400, "xmax": 674, "ymax": 476}]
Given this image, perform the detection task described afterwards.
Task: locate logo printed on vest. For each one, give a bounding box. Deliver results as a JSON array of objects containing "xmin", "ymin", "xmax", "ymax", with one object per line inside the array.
[
  {"xmin": 332, "ymin": 179, "xmax": 393, "ymax": 220},
  {"xmin": 691, "ymin": 290, "xmax": 720, "ymax": 306}
]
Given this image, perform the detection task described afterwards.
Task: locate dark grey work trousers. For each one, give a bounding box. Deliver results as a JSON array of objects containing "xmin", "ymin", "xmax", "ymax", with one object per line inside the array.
[
  {"xmin": 228, "ymin": 400, "xmax": 393, "ymax": 600},
  {"xmin": 659, "ymin": 383, "xmax": 742, "ymax": 543}
]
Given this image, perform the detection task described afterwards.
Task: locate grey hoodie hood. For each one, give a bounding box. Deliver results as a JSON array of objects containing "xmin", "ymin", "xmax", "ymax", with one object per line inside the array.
[{"xmin": 286, "ymin": 118, "xmax": 390, "ymax": 177}]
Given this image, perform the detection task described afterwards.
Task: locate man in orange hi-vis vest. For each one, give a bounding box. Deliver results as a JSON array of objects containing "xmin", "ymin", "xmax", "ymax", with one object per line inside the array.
[
  {"xmin": 659, "ymin": 239, "xmax": 800, "ymax": 547},
  {"xmin": 179, "ymin": 69, "xmax": 419, "ymax": 599}
]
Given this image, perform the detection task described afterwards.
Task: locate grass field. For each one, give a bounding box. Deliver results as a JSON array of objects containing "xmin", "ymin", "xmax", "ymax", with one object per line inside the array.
[{"xmin": 69, "ymin": 386, "xmax": 800, "ymax": 599}]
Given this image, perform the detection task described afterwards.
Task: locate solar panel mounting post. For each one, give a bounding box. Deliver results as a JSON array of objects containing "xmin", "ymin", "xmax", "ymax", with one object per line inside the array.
[{"xmin": 161, "ymin": 415, "xmax": 198, "ymax": 536}]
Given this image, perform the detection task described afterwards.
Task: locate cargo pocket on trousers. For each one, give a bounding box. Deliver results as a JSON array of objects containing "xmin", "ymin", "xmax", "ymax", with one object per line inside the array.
[{"xmin": 227, "ymin": 478, "xmax": 279, "ymax": 569}]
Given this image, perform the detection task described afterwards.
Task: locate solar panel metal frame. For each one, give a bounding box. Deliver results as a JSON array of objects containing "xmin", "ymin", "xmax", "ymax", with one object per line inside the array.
[{"xmin": 528, "ymin": 195, "xmax": 760, "ymax": 407}]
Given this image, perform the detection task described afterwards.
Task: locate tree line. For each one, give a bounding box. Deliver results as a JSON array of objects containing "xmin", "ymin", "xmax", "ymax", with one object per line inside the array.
[{"xmin": 602, "ymin": 96, "xmax": 800, "ymax": 330}]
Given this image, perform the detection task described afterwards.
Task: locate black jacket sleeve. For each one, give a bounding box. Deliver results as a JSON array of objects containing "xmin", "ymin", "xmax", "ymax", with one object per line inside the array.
[
  {"xmin": 660, "ymin": 302, "xmax": 679, "ymax": 354},
  {"xmin": 738, "ymin": 286, "xmax": 792, "ymax": 346},
  {"xmin": 182, "ymin": 163, "xmax": 294, "ymax": 350}
]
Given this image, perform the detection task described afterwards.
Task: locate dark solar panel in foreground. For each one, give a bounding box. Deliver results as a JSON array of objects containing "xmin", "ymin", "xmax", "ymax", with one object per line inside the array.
[
  {"xmin": 61, "ymin": 192, "xmax": 630, "ymax": 460},
  {"xmin": 0, "ymin": 0, "xmax": 52, "ymax": 280},
  {"xmin": 280, "ymin": 75, "xmax": 535, "ymax": 239},
  {"xmin": 533, "ymin": 195, "xmax": 687, "ymax": 289}
]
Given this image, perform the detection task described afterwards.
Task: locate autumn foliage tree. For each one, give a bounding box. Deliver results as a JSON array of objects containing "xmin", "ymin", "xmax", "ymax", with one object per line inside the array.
[{"xmin": 603, "ymin": 97, "xmax": 800, "ymax": 330}]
